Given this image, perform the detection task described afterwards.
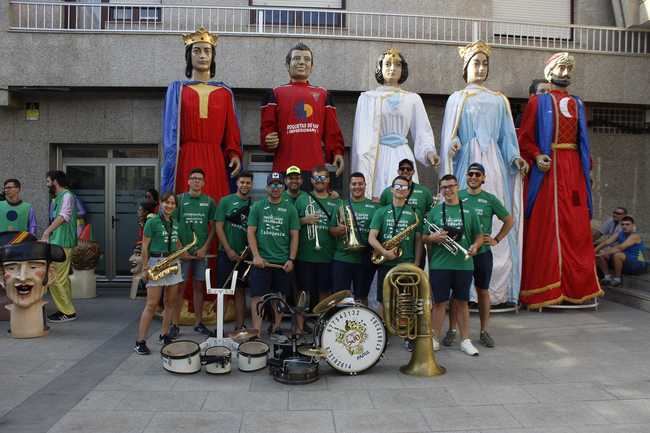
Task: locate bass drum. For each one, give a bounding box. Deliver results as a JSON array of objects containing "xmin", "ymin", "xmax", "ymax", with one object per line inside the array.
[
  {"xmin": 316, "ymin": 304, "xmax": 386, "ymax": 375},
  {"xmin": 161, "ymin": 340, "xmax": 202, "ymax": 374}
]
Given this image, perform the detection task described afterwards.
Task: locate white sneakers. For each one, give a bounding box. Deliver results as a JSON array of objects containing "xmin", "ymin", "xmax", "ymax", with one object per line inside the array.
[
  {"xmin": 432, "ymin": 336, "xmax": 440, "ymax": 352},
  {"xmin": 460, "ymin": 338, "xmax": 479, "ymax": 356}
]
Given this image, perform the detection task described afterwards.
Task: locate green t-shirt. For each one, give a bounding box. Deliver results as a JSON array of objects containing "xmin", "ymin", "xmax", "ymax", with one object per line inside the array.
[
  {"xmin": 248, "ymin": 198, "xmax": 300, "ymax": 264},
  {"xmin": 459, "ymin": 189, "xmax": 509, "ymax": 254},
  {"xmin": 425, "ymin": 202, "xmax": 481, "ymax": 271},
  {"xmin": 329, "ymin": 198, "xmax": 379, "ymax": 264},
  {"xmin": 144, "ymin": 215, "xmax": 180, "ymax": 255},
  {"xmin": 215, "ymin": 193, "xmax": 252, "ymax": 255},
  {"xmin": 49, "ymin": 190, "xmax": 77, "ymax": 248},
  {"xmin": 175, "ymin": 193, "xmax": 217, "ymax": 253},
  {"xmin": 369, "ymin": 204, "xmax": 421, "ymax": 268},
  {"xmin": 294, "ymin": 193, "xmax": 338, "ymax": 263},
  {"xmin": 281, "ymin": 190, "xmax": 307, "ymax": 205},
  {"xmin": 380, "ymin": 182, "xmax": 434, "ymax": 217},
  {"xmin": 0, "ymin": 201, "xmax": 31, "ymax": 232}
]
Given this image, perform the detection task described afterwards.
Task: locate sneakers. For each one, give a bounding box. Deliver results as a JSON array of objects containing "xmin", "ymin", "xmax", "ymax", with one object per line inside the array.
[
  {"xmin": 442, "ymin": 328, "xmax": 457, "ymax": 347},
  {"xmin": 609, "ymin": 277, "xmax": 622, "ymax": 287},
  {"xmin": 403, "ymin": 339, "xmax": 415, "ymax": 352},
  {"xmin": 193, "ymin": 322, "xmax": 212, "ymax": 336},
  {"xmin": 47, "ymin": 311, "xmax": 77, "ymax": 322},
  {"xmin": 479, "ymin": 330, "xmax": 495, "ymax": 348},
  {"xmin": 460, "ymin": 338, "xmax": 479, "ymax": 356},
  {"xmin": 271, "ymin": 328, "xmax": 289, "ymax": 343},
  {"xmin": 432, "ymin": 336, "xmax": 440, "ymax": 352},
  {"xmin": 134, "ymin": 341, "xmax": 151, "ymax": 355},
  {"xmin": 159, "ymin": 334, "xmax": 173, "ymax": 345},
  {"xmin": 600, "ymin": 274, "xmax": 612, "ymax": 285},
  {"xmin": 168, "ymin": 324, "xmax": 180, "ymax": 339}
]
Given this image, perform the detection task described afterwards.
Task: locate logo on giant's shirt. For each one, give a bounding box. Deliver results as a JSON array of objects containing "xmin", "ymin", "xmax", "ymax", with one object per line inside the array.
[{"xmin": 293, "ymin": 101, "xmax": 314, "ymax": 120}]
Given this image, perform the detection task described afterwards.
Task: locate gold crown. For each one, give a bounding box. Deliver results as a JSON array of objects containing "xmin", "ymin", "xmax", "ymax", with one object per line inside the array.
[
  {"xmin": 385, "ymin": 47, "xmax": 401, "ymax": 61},
  {"xmin": 458, "ymin": 40, "xmax": 491, "ymax": 68},
  {"xmin": 182, "ymin": 26, "xmax": 218, "ymax": 47}
]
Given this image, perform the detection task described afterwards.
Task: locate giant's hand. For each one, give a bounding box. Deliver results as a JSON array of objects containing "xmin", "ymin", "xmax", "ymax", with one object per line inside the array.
[
  {"xmin": 265, "ymin": 132, "xmax": 279, "ymax": 150},
  {"xmin": 448, "ymin": 137, "xmax": 461, "ymax": 158},
  {"xmin": 333, "ymin": 154, "xmax": 344, "ymax": 176},
  {"xmin": 229, "ymin": 156, "xmax": 241, "ymax": 177},
  {"xmin": 514, "ymin": 157, "xmax": 530, "ymax": 176},
  {"xmin": 426, "ymin": 151, "xmax": 440, "ymax": 168},
  {"xmin": 535, "ymin": 154, "xmax": 552, "ymax": 173}
]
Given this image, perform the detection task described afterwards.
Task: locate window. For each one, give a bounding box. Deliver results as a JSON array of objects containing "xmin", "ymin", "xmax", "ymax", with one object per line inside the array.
[
  {"xmin": 492, "ymin": 0, "xmax": 572, "ymax": 40},
  {"xmin": 108, "ymin": 6, "xmax": 161, "ymax": 23},
  {"xmin": 250, "ymin": 0, "xmax": 345, "ymax": 28},
  {"xmin": 590, "ymin": 106, "xmax": 649, "ymax": 135}
]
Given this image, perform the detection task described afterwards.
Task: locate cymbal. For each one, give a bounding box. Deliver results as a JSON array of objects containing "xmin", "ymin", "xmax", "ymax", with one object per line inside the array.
[
  {"xmin": 313, "ymin": 290, "xmax": 352, "ymax": 315},
  {"xmin": 228, "ymin": 328, "xmax": 259, "ymax": 343},
  {"xmin": 297, "ymin": 346, "xmax": 327, "ymax": 358}
]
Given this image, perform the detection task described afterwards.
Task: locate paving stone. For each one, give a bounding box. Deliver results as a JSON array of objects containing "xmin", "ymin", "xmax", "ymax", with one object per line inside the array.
[
  {"xmin": 114, "ymin": 390, "xmax": 207, "ymax": 411},
  {"xmin": 468, "ymin": 368, "xmax": 549, "ymax": 386},
  {"xmin": 250, "ymin": 373, "xmax": 329, "ymax": 391},
  {"xmin": 586, "ymin": 399, "xmax": 650, "ymax": 424},
  {"xmin": 334, "ymin": 408, "xmax": 429, "ymax": 433},
  {"xmin": 572, "ymin": 424, "xmax": 650, "ymax": 433},
  {"xmin": 241, "ymin": 410, "xmax": 334, "ymax": 433},
  {"xmin": 521, "ymin": 382, "xmax": 616, "ymax": 402},
  {"xmin": 421, "ymin": 405, "xmax": 521, "ymax": 431},
  {"xmin": 604, "ymin": 380, "xmax": 650, "ymax": 399},
  {"xmin": 446, "ymin": 384, "xmax": 537, "ymax": 406},
  {"xmin": 96, "ymin": 373, "xmax": 177, "ymax": 391},
  {"xmin": 47, "ymin": 411, "xmax": 154, "ymax": 433},
  {"xmin": 143, "ymin": 411, "xmax": 242, "ymax": 433},
  {"xmin": 203, "ymin": 390, "xmax": 287, "ymax": 411},
  {"xmin": 172, "ymin": 372, "xmax": 253, "ymax": 391},
  {"xmin": 505, "ymin": 402, "xmax": 610, "ymax": 427},
  {"xmin": 71, "ymin": 391, "xmax": 127, "ymax": 411},
  {"xmin": 289, "ymin": 390, "xmax": 373, "ymax": 410},
  {"xmin": 369, "ymin": 387, "xmax": 455, "ymax": 409}
]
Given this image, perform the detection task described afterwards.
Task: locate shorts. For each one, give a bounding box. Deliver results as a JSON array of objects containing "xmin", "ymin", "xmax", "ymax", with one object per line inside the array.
[
  {"xmin": 181, "ymin": 257, "xmax": 208, "ymax": 282},
  {"xmin": 472, "ymin": 250, "xmax": 493, "ymax": 290},
  {"xmin": 249, "ymin": 266, "xmax": 291, "ymax": 297},
  {"xmin": 622, "ymin": 258, "xmax": 648, "ymax": 275},
  {"xmin": 331, "ymin": 259, "xmax": 376, "ymax": 300},
  {"xmin": 146, "ymin": 257, "xmax": 184, "ymax": 288},
  {"xmin": 429, "ymin": 269, "xmax": 473, "ymax": 303},
  {"xmin": 295, "ymin": 260, "xmax": 332, "ymax": 309},
  {"xmin": 376, "ymin": 265, "xmax": 392, "ymax": 304},
  {"xmin": 215, "ymin": 250, "xmax": 241, "ymax": 289}
]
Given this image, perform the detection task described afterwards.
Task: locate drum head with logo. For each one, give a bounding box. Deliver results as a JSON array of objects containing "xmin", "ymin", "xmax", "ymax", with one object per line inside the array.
[{"xmin": 319, "ymin": 305, "xmax": 386, "ymax": 374}]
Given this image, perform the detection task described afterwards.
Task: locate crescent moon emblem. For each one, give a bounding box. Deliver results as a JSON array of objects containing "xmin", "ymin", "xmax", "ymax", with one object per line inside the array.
[{"xmin": 559, "ymin": 97, "xmax": 573, "ymax": 118}]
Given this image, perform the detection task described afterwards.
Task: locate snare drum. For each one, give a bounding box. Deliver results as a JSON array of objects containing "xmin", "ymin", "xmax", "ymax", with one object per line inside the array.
[
  {"xmin": 315, "ymin": 304, "xmax": 387, "ymax": 375},
  {"xmin": 160, "ymin": 340, "xmax": 202, "ymax": 374},
  {"xmin": 237, "ymin": 340, "xmax": 269, "ymax": 372},
  {"xmin": 203, "ymin": 346, "xmax": 232, "ymax": 375}
]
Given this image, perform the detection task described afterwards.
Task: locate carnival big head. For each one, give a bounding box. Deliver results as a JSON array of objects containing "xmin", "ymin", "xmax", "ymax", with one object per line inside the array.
[
  {"xmin": 286, "ymin": 42, "xmax": 314, "ymax": 81},
  {"xmin": 459, "ymin": 40, "xmax": 491, "ymax": 84},
  {"xmin": 183, "ymin": 26, "xmax": 219, "ymax": 79},
  {"xmin": 0, "ymin": 231, "xmax": 65, "ymax": 338},
  {"xmin": 375, "ymin": 48, "xmax": 409, "ymax": 86},
  {"xmin": 544, "ymin": 52, "xmax": 575, "ymax": 88}
]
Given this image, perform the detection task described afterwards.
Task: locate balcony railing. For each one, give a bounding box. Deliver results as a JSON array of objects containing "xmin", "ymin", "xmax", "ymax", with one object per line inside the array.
[{"xmin": 8, "ymin": 1, "xmax": 650, "ymax": 55}]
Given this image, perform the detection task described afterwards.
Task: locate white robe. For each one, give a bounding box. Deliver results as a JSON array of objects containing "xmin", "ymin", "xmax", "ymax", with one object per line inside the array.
[
  {"xmin": 352, "ymin": 86, "xmax": 437, "ymax": 199},
  {"xmin": 440, "ymin": 83, "xmax": 523, "ymax": 305}
]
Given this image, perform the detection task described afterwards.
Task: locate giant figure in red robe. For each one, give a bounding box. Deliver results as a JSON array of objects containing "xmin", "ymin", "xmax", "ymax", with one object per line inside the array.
[
  {"xmin": 161, "ymin": 27, "xmax": 242, "ymax": 323},
  {"xmin": 518, "ymin": 52, "xmax": 603, "ymax": 309}
]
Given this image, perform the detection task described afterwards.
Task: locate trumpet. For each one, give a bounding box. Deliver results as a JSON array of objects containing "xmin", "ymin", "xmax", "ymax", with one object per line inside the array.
[
  {"xmin": 423, "ymin": 218, "xmax": 470, "ymax": 260},
  {"xmin": 306, "ymin": 196, "xmax": 321, "ymax": 251}
]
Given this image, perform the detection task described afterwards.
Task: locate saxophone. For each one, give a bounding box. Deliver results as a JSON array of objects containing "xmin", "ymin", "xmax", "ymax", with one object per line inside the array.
[
  {"xmin": 371, "ymin": 214, "xmax": 420, "ymax": 265},
  {"xmin": 147, "ymin": 233, "xmax": 197, "ymax": 281}
]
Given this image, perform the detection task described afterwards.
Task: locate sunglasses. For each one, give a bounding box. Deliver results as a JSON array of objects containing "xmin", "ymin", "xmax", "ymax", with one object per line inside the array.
[
  {"xmin": 467, "ymin": 171, "xmax": 483, "ymax": 178},
  {"xmin": 392, "ymin": 184, "xmax": 410, "ymax": 191},
  {"xmin": 398, "ymin": 166, "xmax": 413, "ymax": 172},
  {"xmin": 268, "ymin": 183, "xmax": 284, "ymax": 190},
  {"xmin": 312, "ymin": 175, "xmax": 328, "ymax": 182}
]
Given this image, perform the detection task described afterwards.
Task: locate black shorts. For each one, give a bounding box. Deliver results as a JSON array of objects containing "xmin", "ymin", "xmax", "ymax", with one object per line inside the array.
[
  {"xmin": 429, "ymin": 269, "xmax": 473, "ymax": 303},
  {"xmin": 331, "ymin": 259, "xmax": 376, "ymax": 300},
  {"xmin": 376, "ymin": 265, "xmax": 393, "ymax": 304},
  {"xmin": 215, "ymin": 250, "xmax": 235, "ymax": 288},
  {"xmin": 472, "ymin": 250, "xmax": 493, "ymax": 290},
  {"xmin": 249, "ymin": 266, "xmax": 291, "ymax": 298},
  {"xmin": 295, "ymin": 260, "xmax": 332, "ymax": 309}
]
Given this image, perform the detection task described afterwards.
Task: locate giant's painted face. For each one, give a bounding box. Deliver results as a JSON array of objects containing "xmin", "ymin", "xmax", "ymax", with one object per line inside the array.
[
  {"xmin": 3, "ymin": 260, "xmax": 48, "ymax": 308},
  {"xmin": 466, "ymin": 52, "xmax": 489, "ymax": 84},
  {"xmin": 287, "ymin": 49, "xmax": 313, "ymax": 81},
  {"xmin": 548, "ymin": 62, "xmax": 573, "ymax": 87},
  {"xmin": 381, "ymin": 53, "xmax": 402, "ymax": 85},
  {"xmin": 190, "ymin": 42, "xmax": 213, "ymax": 73}
]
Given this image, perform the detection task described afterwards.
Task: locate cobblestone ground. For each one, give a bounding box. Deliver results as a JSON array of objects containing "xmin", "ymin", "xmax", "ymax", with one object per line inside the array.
[{"xmin": 1, "ymin": 292, "xmax": 650, "ymax": 433}]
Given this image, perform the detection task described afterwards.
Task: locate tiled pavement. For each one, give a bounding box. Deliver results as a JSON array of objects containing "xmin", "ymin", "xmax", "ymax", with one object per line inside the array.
[{"xmin": 1, "ymin": 291, "xmax": 650, "ymax": 433}]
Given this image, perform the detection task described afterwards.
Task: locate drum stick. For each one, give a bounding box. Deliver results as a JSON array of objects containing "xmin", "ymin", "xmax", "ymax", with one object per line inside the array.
[{"xmin": 244, "ymin": 260, "xmax": 285, "ymax": 270}]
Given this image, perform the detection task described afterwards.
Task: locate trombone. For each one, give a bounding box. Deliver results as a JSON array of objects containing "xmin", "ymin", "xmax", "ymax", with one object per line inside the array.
[
  {"xmin": 306, "ymin": 196, "xmax": 321, "ymax": 250},
  {"xmin": 423, "ymin": 218, "xmax": 470, "ymax": 260}
]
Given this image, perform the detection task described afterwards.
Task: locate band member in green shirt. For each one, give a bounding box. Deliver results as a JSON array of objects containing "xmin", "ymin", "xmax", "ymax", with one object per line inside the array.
[
  {"xmin": 329, "ymin": 172, "xmax": 379, "ymax": 305},
  {"xmin": 369, "ymin": 175, "xmax": 422, "ymax": 316},
  {"xmin": 282, "ymin": 165, "xmax": 308, "ymax": 204},
  {"xmin": 423, "ymin": 174, "xmax": 483, "ymax": 356},
  {"xmin": 247, "ymin": 172, "xmax": 299, "ymax": 335},
  {"xmin": 215, "ymin": 171, "xmax": 254, "ymax": 331},
  {"xmin": 1, "ymin": 178, "xmax": 37, "ymax": 235},
  {"xmin": 41, "ymin": 171, "xmax": 78, "ymax": 322},
  {"xmin": 135, "ymin": 192, "xmax": 187, "ymax": 355},
  {"xmin": 172, "ymin": 168, "xmax": 217, "ymax": 337},
  {"xmin": 379, "ymin": 158, "xmax": 434, "ymax": 217},
  {"xmin": 443, "ymin": 163, "xmax": 513, "ymax": 349}
]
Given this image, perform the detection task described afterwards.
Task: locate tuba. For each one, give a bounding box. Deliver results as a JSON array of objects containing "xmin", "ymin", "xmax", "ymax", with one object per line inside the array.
[
  {"xmin": 371, "ymin": 214, "xmax": 419, "ymax": 265},
  {"xmin": 383, "ymin": 263, "xmax": 445, "ymax": 377},
  {"xmin": 147, "ymin": 233, "xmax": 197, "ymax": 281},
  {"xmin": 338, "ymin": 205, "xmax": 365, "ymax": 251},
  {"xmin": 306, "ymin": 196, "xmax": 321, "ymax": 251}
]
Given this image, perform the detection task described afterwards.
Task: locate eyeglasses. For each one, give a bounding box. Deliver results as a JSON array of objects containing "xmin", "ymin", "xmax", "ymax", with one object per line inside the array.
[
  {"xmin": 312, "ymin": 175, "xmax": 328, "ymax": 182},
  {"xmin": 268, "ymin": 183, "xmax": 284, "ymax": 190},
  {"xmin": 392, "ymin": 184, "xmax": 409, "ymax": 191},
  {"xmin": 467, "ymin": 172, "xmax": 483, "ymax": 178},
  {"xmin": 440, "ymin": 184, "xmax": 458, "ymax": 190},
  {"xmin": 189, "ymin": 177, "xmax": 204, "ymax": 181},
  {"xmin": 398, "ymin": 166, "xmax": 413, "ymax": 172},
  {"xmin": 3, "ymin": 185, "xmax": 18, "ymax": 190}
]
